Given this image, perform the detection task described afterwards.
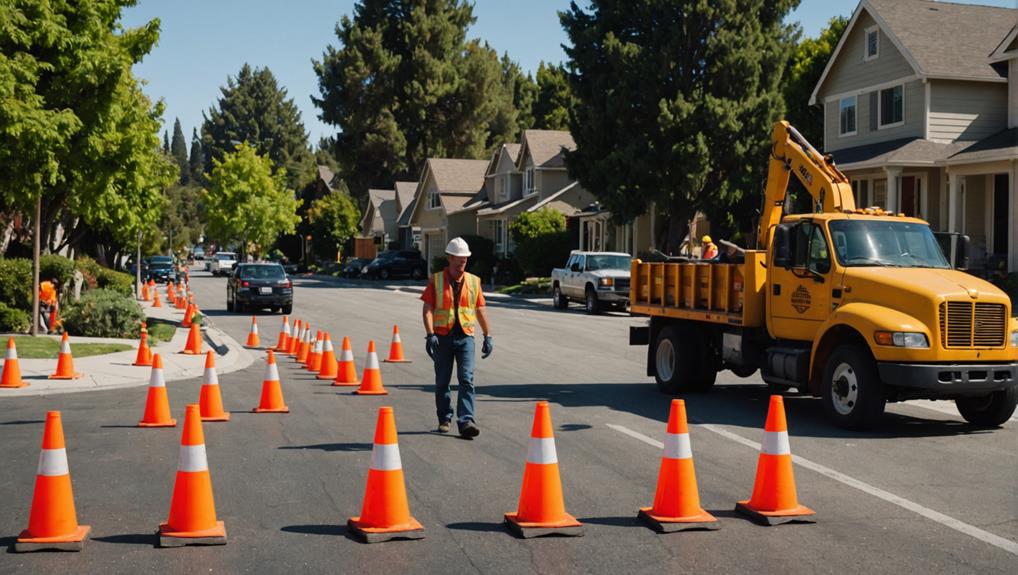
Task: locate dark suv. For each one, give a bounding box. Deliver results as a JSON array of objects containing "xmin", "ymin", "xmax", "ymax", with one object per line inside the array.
[
  {"xmin": 145, "ymin": 256, "xmax": 179, "ymax": 283},
  {"xmin": 227, "ymin": 263, "xmax": 293, "ymax": 314},
  {"xmin": 360, "ymin": 250, "xmax": 426, "ymax": 280}
]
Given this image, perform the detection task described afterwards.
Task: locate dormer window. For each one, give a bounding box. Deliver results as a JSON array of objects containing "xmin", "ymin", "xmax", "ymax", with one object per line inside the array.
[
  {"xmin": 428, "ymin": 189, "xmax": 440, "ymax": 209},
  {"xmin": 864, "ymin": 26, "xmax": 879, "ymax": 61},
  {"xmin": 524, "ymin": 167, "xmax": 535, "ymax": 195}
]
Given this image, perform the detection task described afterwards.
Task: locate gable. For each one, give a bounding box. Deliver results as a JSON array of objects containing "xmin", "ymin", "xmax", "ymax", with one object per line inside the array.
[{"xmin": 494, "ymin": 146, "xmax": 520, "ymax": 175}]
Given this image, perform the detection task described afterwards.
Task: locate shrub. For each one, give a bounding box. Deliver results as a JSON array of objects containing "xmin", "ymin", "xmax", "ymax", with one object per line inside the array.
[
  {"xmin": 63, "ymin": 289, "xmax": 144, "ymax": 338},
  {"xmin": 39, "ymin": 254, "xmax": 76, "ymax": 288},
  {"xmin": 431, "ymin": 256, "xmax": 448, "ymax": 274},
  {"xmin": 74, "ymin": 256, "xmax": 102, "ymax": 290},
  {"xmin": 97, "ymin": 267, "xmax": 135, "ymax": 296},
  {"xmin": 495, "ymin": 257, "xmax": 524, "ymax": 285},
  {"xmin": 0, "ymin": 258, "xmax": 33, "ymax": 311},
  {"xmin": 510, "ymin": 208, "xmax": 572, "ymax": 277},
  {"xmin": 461, "ymin": 235, "xmax": 496, "ymax": 282},
  {"xmin": 0, "ymin": 302, "xmax": 30, "ymax": 333}
]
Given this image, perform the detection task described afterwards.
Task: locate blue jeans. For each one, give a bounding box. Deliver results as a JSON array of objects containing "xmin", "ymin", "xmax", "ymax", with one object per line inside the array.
[{"xmin": 434, "ymin": 333, "xmax": 475, "ymax": 427}]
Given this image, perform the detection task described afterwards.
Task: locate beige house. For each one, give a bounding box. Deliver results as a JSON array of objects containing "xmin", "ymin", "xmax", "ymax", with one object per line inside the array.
[
  {"xmin": 394, "ymin": 181, "xmax": 418, "ymax": 249},
  {"xmin": 811, "ymin": 0, "xmax": 1017, "ymax": 272},
  {"xmin": 359, "ymin": 188, "xmax": 398, "ymax": 249},
  {"xmin": 406, "ymin": 158, "xmax": 489, "ymax": 271}
]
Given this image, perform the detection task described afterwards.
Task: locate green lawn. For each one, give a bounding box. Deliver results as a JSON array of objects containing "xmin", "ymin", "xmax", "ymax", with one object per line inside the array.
[
  {"xmin": 146, "ymin": 322, "xmax": 177, "ymax": 343},
  {"xmin": 499, "ymin": 278, "xmax": 551, "ymax": 295},
  {"xmin": 12, "ymin": 336, "xmax": 132, "ymax": 359}
]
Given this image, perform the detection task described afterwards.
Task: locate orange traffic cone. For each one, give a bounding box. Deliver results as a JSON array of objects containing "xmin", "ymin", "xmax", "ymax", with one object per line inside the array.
[
  {"xmin": 347, "ymin": 406, "xmax": 424, "ymax": 543},
  {"xmin": 48, "ymin": 333, "xmax": 82, "ymax": 380},
  {"xmin": 245, "ymin": 316, "xmax": 261, "ymax": 349},
  {"xmin": 287, "ymin": 320, "xmax": 303, "ymax": 357},
  {"xmin": 152, "ymin": 290, "xmax": 162, "ymax": 308},
  {"xmin": 504, "ymin": 401, "xmax": 584, "ymax": 538},
  {"xmin": 382, "ymin": 325, "xmax": 411, "ymax": 363},
  {"xmin": 1, "ymin": 336, "xmax": 28, "ymax": 389},
  {"xmin": 141, "ymin": 282, "xmax": 151, "ymax": 302},
  {"xmin": 158, "ymin": 404, "xmax": 227, "ymax": 547},
  {"xmin": 134, "ymin": 330, "xmax": 153, "ymax": 367},
  {"xmin": 199, "ymin": 351, "xmax": 229, "ymax": 422},
  {"xmin": 735, "ymin": 395, "xmax": 815, "ymax": 525},
  {"xmin": 305, "ymin": 331, "xmax": 323, "ymax": 372},
  {"xmin": 14, "ymin": 411, "xmax": 91, "ymax": 551},
  {"xmin": 333, "ymin": 336, "xmax": 360, "ymax": 386},
  {"xmin": 139, "ymin": 354, "xmax": 176, "ymax": 427},
  {"xmin": 317, "ymin": 333, "xmax": 338, "ymax": 380},
  {"xmin": 181, "ymin": 322, "xmax": 202, "ymax": 355},
  {"xmin": 295, "ymin": 325, "xmax": 312, "ymax": 364},
  {"xmin": 638, "ymin": 400, "xmax": 718, "ymax": 532},
  {"xmin": 182, "ymin": 303, "xmax": 195, "ymax": 328},
  {"xmin": 354, "ymin": 341, "xmax": 387, "ymax": 395},
  {"xmin": 253, "ymin": 351, "xmax": 289, "ymax": 413},
  {"xmin": 167, "ymin": 281, "xmax": 176, "ymax": 301},
  {"xmin": 274, "ymin": 316, "xmax": 291, "ymax": 352}
]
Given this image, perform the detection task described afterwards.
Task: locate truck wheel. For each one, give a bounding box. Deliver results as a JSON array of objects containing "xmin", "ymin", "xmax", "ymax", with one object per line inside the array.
[
  {"xmin": 282, "ymin": 304, "xmax": 293, "ymax": 315},
  {"xmin": 955, "ymin": 388, "xmax": 1017, "ymax": 427},
  {"xmin": 552, "ymin": 284, "xmax": 568, "ymax": 309},
  {"xmin": 585, "ymin": 286, "xmax": 601, "ymax": 315},
  {"xmin": 380, "ymin": 268, "xmax": 390, "ymax": 280},
  {"xmin": 821, "ymin": 344, "xmax": 885, "ymax": 430},
  {"xmin": 654, "ymin": 325, "xmax": 716, "ymax": 394},
  {"xmin": 226, "ymin": 293, "xmax": 234, "ymax": 312}
]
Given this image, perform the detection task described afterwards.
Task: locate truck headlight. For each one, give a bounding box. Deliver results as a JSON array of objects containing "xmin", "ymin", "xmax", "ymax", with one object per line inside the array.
[
  {"xmin": 874, "ymin": 331, "xmax": 929, "ymax": 348},
  {"xmin": 1011, "ymin": 331, "xmax": 1018, "ymax": 348},
  {"xmin": 598, "ymin": 277, "xmax": 614, "ymax": 288}
]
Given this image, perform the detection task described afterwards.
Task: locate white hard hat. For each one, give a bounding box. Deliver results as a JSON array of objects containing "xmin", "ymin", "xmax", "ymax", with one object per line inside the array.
[{"xmin": 445, "ymin": 237, "xmax": 471, "ymax": 257}]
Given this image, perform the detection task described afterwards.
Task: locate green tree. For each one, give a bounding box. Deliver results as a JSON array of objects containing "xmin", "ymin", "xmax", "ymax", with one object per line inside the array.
[
  {"xmin": 161, "ymin": 184, "xmax": 203, "ymax": 254},
  {"xmin": 163, "ymin": 131, "xmax": 170, "ymax": 153},
  {"xmin": 509, "ymin": 207, "xmax": 571, "ymax": 276},
  {"xmin": 203, "ymin": 143, "xmax": 299, "ymax": 259},
  {"xmin": 170, "ymin": 117, "xmax": 189, "ymax": 184},
  {"xmin": 561, "ymin": 0, "xmax": 798, "ymax": 250},
  {"xmin": 313, "ymin": 0, "xmax": 523, "ymax": 200},
  {"xmin": 201, "ymin": 64, "xmax": 314, "ymax": 191},
  {"xmin": 188, "ymin": 127, "xmax": 205, "ymax": 186},
  {"xmin": 784, "ymin": 16, "xmax": 848, "ymax": 146},
  {"xmin": 307, "ymin": 185, "xmax": 360, "ymax": 258},
  {"xmin": 533, "ymin": 62, "xmax": 573, "ymax": 130},
  {"xmin": 504, "ymin": 54, "xmax": 538, "ymax": 132}
]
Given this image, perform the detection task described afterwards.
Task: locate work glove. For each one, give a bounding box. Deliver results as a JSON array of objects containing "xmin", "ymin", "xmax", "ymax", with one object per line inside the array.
[
  {"xmin": 481, "ymin": 335, "xmax": 493, "ymax": 359},
  {"xmin": 426, "ymin": 334, "xmax": 439, "ymax": 360}
]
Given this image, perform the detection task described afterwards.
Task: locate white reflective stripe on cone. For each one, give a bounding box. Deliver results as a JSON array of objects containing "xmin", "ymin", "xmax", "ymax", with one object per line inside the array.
[
  {"xmin": 6, "ymin": 346, "xmax": 17, "ymax": 360},
  {"xmin": 178, "ymin": 444, "xmax": 209, "ymax": 472},
  {"xmin": 37, "ymin": 448, "xmax": 69, "ymax": 477},
  {"xmin": 393, "ymin": 333, "xmax": 401, "ymax": 343},
  {"xmin": 341, "ymin": 348, "xmax": 353, "ymax": 361},
  {"xmin": 526, "ymin": 437, "xmax": 558, "ymax": 465},
  {"xmin": 762, "ymin": 430, "xmax": 791, "ymax": 455},
  {"xmin": 369, "ymin": 443, "xmax": 402, "ymax": 471},
  {"xmin": 149, "ymin": 369, "xmax": 166, "ymax": 388},
  {"xmin": 264, "ymin": 363, "xmax": 280, "ymax": 382},
  {"xmin": 663, "ymin": 432, "xmax": 692, "ymax": 460},
  {"xmin": 314, "ymin": 340, "xmax": 323, "ymax": 353},
  {"xmin": 283, "ymin": 324, "xmax": 290, "ymax": 336},
  {"xmin": 60, "ymin": 339, "xmax": 71, "ymax": 353},
  {"xmin": 251, "ymin": 323, "xmax": 259, "ymax": 334},
  {"xmin": 323, "ymin": 340, "xmax": 334, "ymax": 352},
  {"xmin": 203, "ymin": 368, "xmax": 219, "ymax": 386},
  {"xmin": 365, "ymin": 352, "xmax": 380, "ymax": 370}
]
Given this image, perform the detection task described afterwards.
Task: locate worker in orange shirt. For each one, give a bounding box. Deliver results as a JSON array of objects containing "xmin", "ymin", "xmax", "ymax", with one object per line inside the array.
[
  {"xmin": 39, "ymin": 278, "xmax": 59, "ymax": 334},
  {"xmin": 701, "ymin": 235, "xmax": 719, "ymax": 260}
]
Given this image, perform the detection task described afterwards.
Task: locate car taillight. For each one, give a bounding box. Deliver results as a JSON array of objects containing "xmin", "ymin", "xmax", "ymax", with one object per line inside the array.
[
  {"xmin": 285, "ymin": 280, "xmax": 292, "ymax": 288},
  {"xmin": 241, "ymin": 281, "xmax": 250, "ymax": 287}
]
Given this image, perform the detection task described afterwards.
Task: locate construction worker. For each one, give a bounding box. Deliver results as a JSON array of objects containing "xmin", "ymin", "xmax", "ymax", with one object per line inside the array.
[
  {"xmin": 421, "ymin": 237, "xmax": 492, "ymax": 438},
  {"xmin": 701, "ymin": 235, "xmax": 719, "ymax": 260},
  {"xmin": 39, "ymin": 277, "xmax": 59, "ymax": 333}
]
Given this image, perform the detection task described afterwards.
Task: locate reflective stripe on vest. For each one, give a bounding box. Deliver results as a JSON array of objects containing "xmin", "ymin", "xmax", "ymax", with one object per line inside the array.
[{"xmin": 432, "ymin": 272, "xmax": 480, "ymax": 335}]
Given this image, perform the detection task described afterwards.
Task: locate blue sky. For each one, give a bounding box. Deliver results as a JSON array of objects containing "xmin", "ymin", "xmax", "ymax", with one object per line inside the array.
[{"xmin": 121, "ymin": 0, "xmax": 1016, "ymax": 145}]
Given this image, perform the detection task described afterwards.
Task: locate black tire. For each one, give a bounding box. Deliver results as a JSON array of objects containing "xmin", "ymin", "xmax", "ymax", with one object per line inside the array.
[
  {"xmin": 411, "ymin": 267, "xmax": 424, "ymax": 280},
  {"xmin": 271, "ymin": 306, "xmax": 280, "ymax": 313},
  {"xmin": 226, "ymin": 293, "xmax": 234, "ymax": 312},
  {"xmin": 730, "ymin": 364, "xmax": 758, "ymax": 378},
  {"xmin": 956, "ymin": 387, "xmax": 1017, "ymax": 427},
  {"xmin": 821, "ymin": 344, "xmax": 885, "ymax": 430},
  {"xmin": 584, "ymin": 286, "xmax": 601, "ymax": 315},
  {"xmin": 552, "ymin": 284, "xmax": 568, "ymax": 309},
  {"xmin": 653, "ymin": 325, "xmax": 717, "ymax": 394},
  {"xmin": 282, "ymin": 304, "xmax": 293, "ymax": 315},
  {"xmin": 380, "ymin": 268, "xmax": 390, "ymax": 280}
]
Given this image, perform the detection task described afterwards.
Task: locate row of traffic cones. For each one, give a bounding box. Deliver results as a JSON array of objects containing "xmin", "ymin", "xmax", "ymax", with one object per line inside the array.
[
  {"xmin": 1, "ymin": 334, "xmax": 83, "ymax": 388},
  {"xmin": 262, "ymin": 316, "xmax": 408, "ymax": 364}
]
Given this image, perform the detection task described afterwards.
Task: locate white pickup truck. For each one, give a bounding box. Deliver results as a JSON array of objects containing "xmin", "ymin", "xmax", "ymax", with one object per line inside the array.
[
  {"xmin": 209, "ymin": 252, "xmax": 238, "ymax": 277},
  {"xmin": 550, "ymin": 251, "xmax": 631, "ymax": 314}
]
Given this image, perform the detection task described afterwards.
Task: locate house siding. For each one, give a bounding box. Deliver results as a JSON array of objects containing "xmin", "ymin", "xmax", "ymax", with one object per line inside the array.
[
  {"xmin": 447, "ymin": 212, "xmax": 477, "ymax": 239},
  {"xmin": 537, "ymin": 170, "xmax": 573, "ymax": 202},
  {"xmin": 1011, "ymin": 60, "xmax": 1018, "ymax": 129},
  {"xmin": 929, "ymin": 80, "xmax": 1007, "ymax": 142},
  {"xmin": 963, "ymin": 175, "xmax": 987, "ymax": 268},
  {"xmin": 824, "ymin": 79, "xmax": 924, "ymax": 152},
  {"xmin": 820, "ymin": 11, "xmax": 915, "ymax": 98},
  {"xmin": 415, "ymin": 179, "xmax": 446, "ymax": 231}
]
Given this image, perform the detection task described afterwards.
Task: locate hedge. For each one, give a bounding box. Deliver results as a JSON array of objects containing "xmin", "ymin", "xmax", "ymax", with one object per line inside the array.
[
  {"xmin": 62, "ymin": 288, "xmax": 144, "ymax": 338},
  {"xmin": 0, "ymin": 258, "xmax": 33, "ymax": 311},
  {"xmin": 0, "ymin": 302, "xmax": 30, "ymax": 333}
]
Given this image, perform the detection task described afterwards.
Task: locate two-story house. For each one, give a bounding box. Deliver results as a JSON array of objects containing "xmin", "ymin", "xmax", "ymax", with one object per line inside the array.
[
  {"xmin": 406, "ymin": 158, "xmax": 489, "ymax": 271},
  {"xmin": 811, "ymin": 0, "xmax": 1017, "ymax": 272}
]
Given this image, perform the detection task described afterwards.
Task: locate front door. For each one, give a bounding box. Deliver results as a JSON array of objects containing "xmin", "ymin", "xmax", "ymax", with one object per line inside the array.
[
  {"xmin": 900, "ymin": 175, "xmax": 918, "ymax": 217},
  {"xmin": 767, "ymin": 222, "xmax": 835, "ymax": 341}
]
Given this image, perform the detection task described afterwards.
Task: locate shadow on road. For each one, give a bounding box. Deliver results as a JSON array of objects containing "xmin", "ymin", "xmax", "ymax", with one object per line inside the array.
[
  {"xmin": 93, "ymin": 533, "xmax": 158, "ymax": 547},
  {"xmin": 446, "ymin": 521, "xmax": 506, "ymax": 533},
  {"xmin": 281, "ymin": 524, "xmax": 347, "ymax": 537},
  {"xmin": 278, "ymin": 442, "xmax": 371, "ymax": 452},
  {"xmin": 0, "ymin": 419, "xmax": 44, "ymax": 425}
]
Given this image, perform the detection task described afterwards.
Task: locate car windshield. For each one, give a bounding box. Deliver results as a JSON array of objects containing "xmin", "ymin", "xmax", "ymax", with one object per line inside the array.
[
  {"xmin": 829, "ymin": 220, "xmax": 950, "ymax": 269},
  {"xmin": 149, "ymin": 257, "xmax": 172, "ymax": 264},
  {"xmin": 585, "ymin": 255, "xmax": 631, "ymax": 271},
  {"xmin": 217, "ymin": 253, "xmax": 236, "ymax": 261},
  {"xmin": 240, "ymin": 265, "xmax": 285, "ymax": 279},
  {"xmin": 149, "ymin": 263, "xmax": 172, "ymax": 270}
]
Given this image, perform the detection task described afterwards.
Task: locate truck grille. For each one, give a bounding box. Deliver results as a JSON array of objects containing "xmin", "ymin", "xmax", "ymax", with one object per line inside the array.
[
  {"xmin": 615, "ymin": 278, "xmax": 630, "ymax": 291},
  {"xmin": 939, "ymin": 302, "xmax": 1007, "ymax": 348}
]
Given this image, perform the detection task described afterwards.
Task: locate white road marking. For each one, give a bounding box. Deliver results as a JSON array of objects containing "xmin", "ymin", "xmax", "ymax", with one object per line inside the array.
[{"xmin": 608, "ymin": 422, "xmax": 1018, "ymax": 557}]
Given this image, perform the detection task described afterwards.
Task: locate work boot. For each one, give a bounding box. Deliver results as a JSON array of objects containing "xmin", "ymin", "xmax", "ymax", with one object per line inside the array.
[
  {"xmin": 438, "ymin": 421, "xmax": 451, "ymax": 434},
  {"xmin": 459, "ymin": 421, "xmax": 480, "ymax": 439}
]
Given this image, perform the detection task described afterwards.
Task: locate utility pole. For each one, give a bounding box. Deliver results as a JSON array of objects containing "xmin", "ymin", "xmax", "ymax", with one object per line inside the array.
[
  {"xmin": 136, "ymin": 230, "xmax": 142, "ymax": 299},
  {"xmin": 30, "ymin": 195, "xmax": 41, "ymax": 336}
]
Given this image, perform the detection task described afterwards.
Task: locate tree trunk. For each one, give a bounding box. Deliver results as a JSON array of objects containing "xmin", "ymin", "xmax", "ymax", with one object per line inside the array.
[
  {"xmin": 664, "ymin": 194, "xmax": 691, "ymax": 255},
  {"xmin": 31, "ymin": 196, "xmax": 41, "ymax": 336}
]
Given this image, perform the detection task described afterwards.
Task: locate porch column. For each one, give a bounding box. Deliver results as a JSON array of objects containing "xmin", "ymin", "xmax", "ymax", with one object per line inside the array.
[
  {"xmin": 884, "ymin": 167, "xmax": 902, "ymax": 213},
  {"xmin": 947, "ymin": 172, "xmax": 962, "ymax": 233}
]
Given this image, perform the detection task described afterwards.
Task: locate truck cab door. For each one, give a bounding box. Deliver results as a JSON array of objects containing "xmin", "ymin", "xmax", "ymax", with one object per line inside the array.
[
  {"xmin": 768, "ymin": 222, "xmax": 834, "ymax": 341},
  {"xmin": 568, "ymin": 255, "xmax": 585, "ymax": 297}
]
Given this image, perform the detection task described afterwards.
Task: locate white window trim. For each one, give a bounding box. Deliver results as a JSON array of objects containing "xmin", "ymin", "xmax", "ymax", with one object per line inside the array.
[
  {"xmin": 523, "ymin": 167, "xmax": 536, "ymax": 196},
  {"xmin": 864, "ymin": 25, "xmax": 879, "ymax": 62},
  {"xmin": 427, "ymin": 190, "xmax": 441, "ymax": 210},
  {"xmin": 877, "ymin": 84, "xmax": 905, "ymax": 130},
  {"xmin": 838, "ymin": 95, "xmax": 857, "ymax": 137}
]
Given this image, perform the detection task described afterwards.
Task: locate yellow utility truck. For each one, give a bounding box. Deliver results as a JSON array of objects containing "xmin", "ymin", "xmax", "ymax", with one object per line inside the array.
[{"xmin": 629, "ymin": 121, "xmax": 1017, "ymax": 429}]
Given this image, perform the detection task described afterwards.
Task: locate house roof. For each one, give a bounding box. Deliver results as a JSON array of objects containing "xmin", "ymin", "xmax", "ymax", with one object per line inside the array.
[
  {"xmin": 943, "ymin": 128, "xmax": 1018, "ymax": 164},
  {"xmin": 521, "ymin": 130, "xmax": 575, "ymax": 169},
  {"xmin": 811, "ymin": 0, "xmax": 1014, "ymax": 104},
  {"xmin": 367, "ymin": 188, "xmax": 396, "ymax": 207},
  {"xmin": 476, "ymin": 194, "xmax": 538, "ymax": 217},
  {"xmin": 317, "ymin": 165, "xmax": 336, "ymax": 190},
  {"xmin": 394, "ymin": 181, "xmax": 416, "ymax": 212},
  {"xmin": 990, "ymin": 24, "xmax": 1018, "ymax": 62},
  {"xmin": 828, "ymin": 137, "xmax": 973, "ymax": 169},
  {"xmin": 397, "ymin": 197, "xmax": 417, "ymax": 227},
  {"xmin": 428, "ymin": 159, "xmax": 489, "ymax": 193},
  {"xmin": 504, "ymin": 143, "xmax": 522, "ymax": 164}
]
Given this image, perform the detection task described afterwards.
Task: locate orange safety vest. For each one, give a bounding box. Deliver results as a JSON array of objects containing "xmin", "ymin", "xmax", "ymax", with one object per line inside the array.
[
  {"xmin": 703, "ymin": 244, "xmax": 718, "ymax": 260},
  {"xmin": 39, "ymin": 281, "xmax": 57, "ymax": 306},
  {"xmin": 431, "ymin": 270, "xmax": 481, "ymax": 336}
]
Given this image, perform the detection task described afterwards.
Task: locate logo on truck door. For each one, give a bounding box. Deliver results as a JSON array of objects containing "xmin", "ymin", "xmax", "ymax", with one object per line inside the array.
[{"xmin": 791, "ymin": 285, "xmax": 812, "ymax": 314}]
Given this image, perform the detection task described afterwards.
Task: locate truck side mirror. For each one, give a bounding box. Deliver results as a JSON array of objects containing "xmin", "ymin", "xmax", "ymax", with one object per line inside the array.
[
  {"xmin": 772, "ymin": 224, "xmax": 793, "ymax": 269},
  {"xmin": 955, "ymin": 235, "xmax": 970, "ymax": 270}
]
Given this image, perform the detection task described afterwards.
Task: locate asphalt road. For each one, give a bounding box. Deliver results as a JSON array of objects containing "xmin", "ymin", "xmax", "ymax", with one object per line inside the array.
[{"xmin": 1, "ymin": 272, "xmax": 1015, "ymax": 574}]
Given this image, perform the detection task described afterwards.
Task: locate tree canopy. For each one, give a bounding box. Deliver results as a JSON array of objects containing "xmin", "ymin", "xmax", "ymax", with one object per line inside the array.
[
  {"xmin": 307, "ymin": 185, "xmax": 360, "ymax": 258},
  {"xmin": 533, "ymin": 62, "xmax": 573, "ymax": 131},
  {"xmin": 170, "ymin": 117, "xmax": 189, "ymax": 184},
  {"xmin": 562, "ymin": 0, "xmax": 798, "ymax": 250},
  {"xmin": 784, "ymin": 16, "xmax": 848, "ymax": 147}
]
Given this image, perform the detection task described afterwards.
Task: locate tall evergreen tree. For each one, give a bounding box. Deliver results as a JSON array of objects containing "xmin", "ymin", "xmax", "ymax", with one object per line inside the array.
[
  {"xmin": 533, "ymin": 62, "xmax": 573, "ymax": 131},
  {"xmin": 170, "ymin": 117, "xmax": 189, "ymax": 184},
  {"xmin": 784, "ymin": 16, "xmax": 848, "ymax": 147},
  {"xmin": 502, "ymin": 54, "xmax": 538, "ymax": 133},
  {"xmin": 201, "ymin": 64, "xmax": 314, "ymax": 191},
  {"xmin": 561, "ymin": 0, "xmax": 798, "ymax": 250},
  {"xmin": 163, "ymin": 130, "xmax": 170, "ymax": 153},
  {"xmin": 188, "ymin": 127, "xmax": 204, "ymax": 185}
]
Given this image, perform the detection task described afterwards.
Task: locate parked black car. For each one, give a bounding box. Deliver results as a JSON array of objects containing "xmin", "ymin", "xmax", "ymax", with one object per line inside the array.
[
  {"xmin": 227, "ymin": 263, "xmax": 293, "ymax": 314},
  {"xmin": 342, "ymin": 257, "xmax": 373, "ymax": 278},
  {"xmin": 145, "ymin": 256, "xmax": 179, "ymax": 284},
  {"xmin": 360, "ymin": 250, "xmax": 426, "ymax": 280}
]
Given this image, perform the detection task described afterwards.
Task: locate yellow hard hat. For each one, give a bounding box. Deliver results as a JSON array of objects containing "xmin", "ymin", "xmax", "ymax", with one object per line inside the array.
[{"xmin": 702, "ymin": 235, "xmax": 713, "ymax": 244}]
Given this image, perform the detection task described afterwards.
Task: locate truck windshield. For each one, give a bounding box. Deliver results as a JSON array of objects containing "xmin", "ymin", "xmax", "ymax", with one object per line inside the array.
[
  {"xmin": 586, "ymin": 255, "xmax": 631, "ymax": 271},
  {"xmin": 829, "ymin": 220, "xmax": 950, "ymax": 269}
]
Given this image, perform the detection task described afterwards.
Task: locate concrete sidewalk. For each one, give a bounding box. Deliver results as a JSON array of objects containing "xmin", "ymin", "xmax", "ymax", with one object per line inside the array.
[{"xmin": 0, "ymin": 298, "xmax": 256, "ymax": 397}]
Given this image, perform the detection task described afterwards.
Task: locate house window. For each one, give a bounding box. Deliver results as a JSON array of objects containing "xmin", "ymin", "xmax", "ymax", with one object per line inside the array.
[
  {"xmin": 839, "ymin": 96, "xmax": 857, "ymax": 136},
  {"xmin": 492, "ymin": 219, "xmax": 505, "ymax": 255},
  {"xmin": 524, "ymin": 167, "xmax": 535, "ymax": 195},
  {"xmin": 495, "ymin": 177, "xmax": 504, "ymax": 203},
  {"xmin": 879, "ymin": 85, "xmax": 904, "ymax": 128},
  {"xmin": 864, "ymin": 26, "xmax": 879, "ymax": 61},
  {"xmin": 852, "ymin": 179, "xmax": 870, "ymax": 207},
  {"xmin": 428, "ymin": 190, "xmax": 440, "ymax": 209}
]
